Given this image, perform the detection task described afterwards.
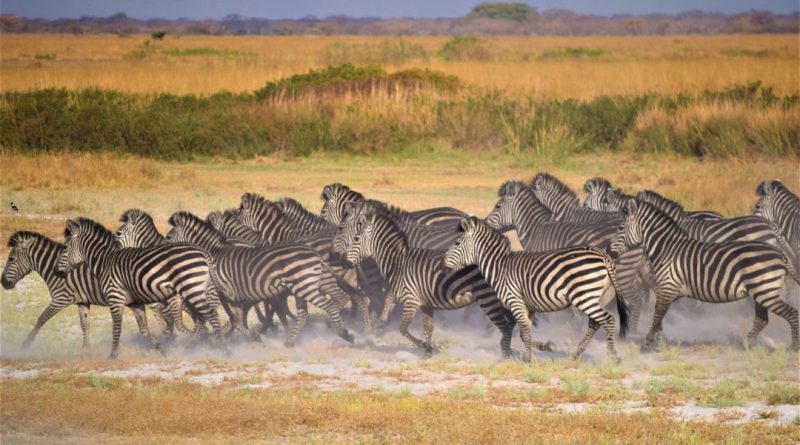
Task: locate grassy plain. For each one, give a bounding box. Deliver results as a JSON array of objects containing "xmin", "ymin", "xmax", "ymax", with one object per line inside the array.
[{"xmin": 1, "ymin": 33, "xmax": 798, "ymax": 98}]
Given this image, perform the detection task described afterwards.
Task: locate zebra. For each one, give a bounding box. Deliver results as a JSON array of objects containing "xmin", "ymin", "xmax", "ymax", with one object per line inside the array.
[
  {"xmin": 337, "ymin": 203, "xmax": 541, "ymax": 358},
  {"xmin": 2, "ymin": 231, "xmax": 106, "ymax": 349},
  {"xmin": 320, "ymin": 183, "xmax": 467, "ymax": 230},
  {"xmin": 754, "ymin": 179, "xmax": 799, "ymax": 259},
  {"xmin": 444, "ymin": 217, "xmax": 628, "ymax": 363},
  {"xmin": 55, "ymin": 218, "xmax": 225, "ymax": 359},
  {"xmin": 237, "ymin": 193, "xmax": 372, "ymax": 329},
  {"xmin": 635, "ymin": 190, "xmax": 787, "ymax": 250},
  {"xmin": 609, "ymin": 199, "xmax": 799, "ymax": 351},
  {"xmin": 487, "ymin": 181, "xmax": 648, "ymax": 330},
  {"xmin": 115, "ymin": 209, "xmax": 290, "ymax": 335},
  {"xmin": 583, "ymin": 178, "xmax": 723, "ymax": 221},
  {"xmin": 207, "ymin": 209, "xmax": 263, "ymax": 247},
  {"xmin": 165, "ymin": 211, "xmax": 356, "ymax": 346}
]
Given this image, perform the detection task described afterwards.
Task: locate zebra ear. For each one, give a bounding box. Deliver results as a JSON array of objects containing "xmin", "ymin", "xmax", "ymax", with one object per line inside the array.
[
  {"xmin": 532, "ymin": 175, "xmax": 543, "ymax": 190},
  {"xmin": 321, "ymin": 185, "xmax": 332, "ymax": 200},
  {"xmin": 65, "ymin": 219, "xmax": 79, "ymax": 236},
  {"xmin": 207, "ymin": 211, "xmax": 221, "ymax": 227},
  {"xmin": 459, "ymin": 217, "xmax": 475, "ymax": 232},
  {"xmin": 17, "ymin": 235, "xmax": 34, "ymax": 249},
  {"xmin": 343, "ymin": 201, "xmax": 356, "ymax": 220}
]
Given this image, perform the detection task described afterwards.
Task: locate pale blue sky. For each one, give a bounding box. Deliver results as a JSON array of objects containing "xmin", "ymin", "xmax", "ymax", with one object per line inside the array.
[{"xmin": 2, "ymin": 0, "xmax": 797, "ymax": 20}]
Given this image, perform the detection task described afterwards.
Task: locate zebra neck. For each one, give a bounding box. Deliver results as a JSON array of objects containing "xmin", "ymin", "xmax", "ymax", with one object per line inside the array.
[
  {"xmin": 372, "ymin": 231, "xmax": 407, "ymax": 282},
  {"xmin": 475, "ymin": 238, "xmax": 510, "ymax": 287},
  {"xmin": 513, "ymin": 200, "xmax": 547, "ymax": 243},
  {"xmin": 640, "ymin": 222, "xmax": 683, "ymax": 265},
  {"xmin": 32, "ymin": 244, "xmax": 67, "ymax": 290}
]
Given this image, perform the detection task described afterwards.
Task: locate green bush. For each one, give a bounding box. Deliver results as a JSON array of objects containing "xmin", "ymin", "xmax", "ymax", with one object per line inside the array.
[
  {"xmin": 540, "ymin": 47, "xmax": 607, "ymax": 59},
  {"xmin": 438, "ymin": 36, "xmax": 501, "ymax": 62},
  {"xmin": 468, "ymin": 3, "xmax": 537, "ymax": 22}
]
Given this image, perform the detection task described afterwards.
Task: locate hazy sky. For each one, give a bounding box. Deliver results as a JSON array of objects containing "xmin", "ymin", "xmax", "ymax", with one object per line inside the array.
[{"xmin": 3, "ymin": 0, "xmax": 797, "ymax": 20}]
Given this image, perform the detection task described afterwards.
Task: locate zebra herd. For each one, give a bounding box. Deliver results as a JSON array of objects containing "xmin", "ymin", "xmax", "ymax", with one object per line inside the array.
[{"xmin": 2, "ymin": 176, "xmax": 798, "ymax": 362}]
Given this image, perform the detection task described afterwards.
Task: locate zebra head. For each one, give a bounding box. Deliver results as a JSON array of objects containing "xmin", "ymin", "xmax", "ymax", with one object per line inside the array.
[
  {"xmin": 609, "ymin": 199, "xmax": 643, "ymax": 260},
  {"xmin": 332, "ymin": 201, "xmax": 360, "ymax": 255},
  {"xmin": 343, "ymin": 208, "xmax": 378, "ymax": 266},
  {"xmin": 320, "ymin": 183, "xmax": 363, "ymax": 225},
  {"xmin": 530, "ymin": 173, "xmax": 580, "ymax": 215},
  {"xmin": 602, "ymin": 188, "xmax": 627, "ymax": 212},
  {"xmin": 238, "ymin": 192, "xmax": 282, "ymax": 240},
  {"xmin": 753, "ymin": 179, "xmax": 781, "ymax": 220},
  {"xmin": 443, "ymin": 217, "xmax": 483, "ymax": 272},
  {"xmin": 2, "ymin": 232, "xmax": 37, "ymax": 289},
  {"xmin": 167, "ymin": 211, "xmax": 224, "ymax": 250},
  {"xmin": 583, "ymin": 177, "xmax": 613, "ymax": 210},
  {"xmin": 486, "ymin": 181, "xmax": 523, "ymax": 232},
  {"xmin": 58, "ymin": 218, "xmax": 115, "ymax": 274},
  {"xmin": 115, "ymin": 208, "xmax": 161, "ymax": 248},
  {"xmin": 635, "ymin": 190, "xmax": 684, "ymax": 221}
]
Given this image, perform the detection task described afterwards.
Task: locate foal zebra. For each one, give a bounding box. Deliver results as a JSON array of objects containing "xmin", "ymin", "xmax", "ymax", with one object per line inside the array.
[
  {"xmin": 338, "ymin": 204, "xmax": 531, "ymax": 358},
  {"xmin": 2, "ymin": 231, "xmax": 105, "ymax": 348},
  {"xmin": 610, "ymin": 200, "xmax": 800, "ymax": 351},
  {"xmin": 56, "ymin": 218, "xmax": 225, "ymax": 359},
  {"xmin": 166, "ymin": 211, "xmax": 356, "ymax": 346},
  {"xmin": 445, "ymin": 217, "xmax": 628, "ymax": 363}
]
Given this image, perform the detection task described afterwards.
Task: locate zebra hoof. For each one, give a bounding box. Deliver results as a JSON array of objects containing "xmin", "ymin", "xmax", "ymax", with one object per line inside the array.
[
  {"xmin": 790, "ymin": 342, "xmax": 799, "ymax": 352},
  {"xmin": 640, "ymin": 343, "xmax": 658, "ymax": 353},
  {"xmin": 20, "ymin": 339, "xmax": 33, "ymax": 349},
  {"xmin": 284, "ymin": 339, "xmax": 296, "ymax": 348},
  {"xmin": 108, "ymin": 352, "xmax": 119, "ymax": 360},
  {"xmin": 539, "ymin": 341, "xmax": 557, "ymax": 353},
  {"xmin": 341, "ymin": 330, "xmax": 355, "ymax": 344},
  {"xmin": 155, "ymin": 345, "xmax": 167, "ymax": 357}
]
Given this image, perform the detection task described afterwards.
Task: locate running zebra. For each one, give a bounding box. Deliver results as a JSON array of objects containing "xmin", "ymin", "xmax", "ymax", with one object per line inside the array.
[
  {"xmin": 166, "ymin": 211, "xmax": 356, "ymax": 346},
  {"xmin": 754, "ymin": 179, "xmax": 799, "ymax": 257},
  {"xmin": 2, "ymin": 231, "xmax": 105, "ymax": 348},
  {"xmin": 609, "ymin": 199, "xmax": 799, "ymax": 351},
  {"xmin": 115, "ymin": 209, "xmax": 288, "ymax": 335},
  {"xmin": 338, "ymin": 203, "xmax": 534, "ymax": 358},
  {"xmin": 320, "ymin": 183, "xmax": 467, "ymax": 230},
  {"xmin": 56, "ymin": 218, "xmax": 225, "ymax": 359},
  {"xmin": 444, "ymin": 217, "xmax": 628, "ymax": 363},
  {"xmin": 486, "ymin": 181, "xmax": 648, "ymax": 330},
  {"xmin": 583, "ymin": 178, "xmax": 722, "ymax": 221},
  {"xmin": 635, "ymin": 190, "xmax": 784, "ymax": 247},
  {"xmin": 238, "ymin": 193, "xmax": 373, "ymax": 329}
]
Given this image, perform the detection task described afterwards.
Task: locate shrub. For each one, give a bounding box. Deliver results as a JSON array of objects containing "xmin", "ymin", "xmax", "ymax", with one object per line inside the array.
[
  {"xmin": 540, "ymin": 47, "xmax": 607, "ymax": 59},
  {"xmin": 151, "ymin": 30, "xmax": 166, "ymax": 40},
  {"xmin": 468, "ymin": 3, "xmax": 537, "ymax": 22},
  {"xmin": 438, "ymin": 36, "xmax": 501, "ymax": 62},
  {"xmin": 318, "ymin": 40, "xmax": 428, "ymax": 66}
]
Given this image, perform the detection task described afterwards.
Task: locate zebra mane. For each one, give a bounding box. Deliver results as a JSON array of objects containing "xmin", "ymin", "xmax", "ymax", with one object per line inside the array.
[
  {"xmin": 635, "ymin": 190, "xmax": 685, "ymax": 217},
  {"xmin": 278, "ymin": 197, "xmax": 330, "ymax": 226},
  {"xmin": 584, "ymin": 177, "xmax": 612, "ymax": 194},
  {"xmin": 471, "ymin": 216, "xmax": 511, "ymax": 250},
  {"xmin": 321, "ymin": 183, "xmax": 363, "ymax": 202},
  {"xmin": 119, "ymin": 208, "xmax": 151, "ymax": 223},
  {"xmin": 362, "ymin": 205, "xmax": 410, "ymax": 248},
  {"xmin": 8, "ymin": 231, "xmax": 60, "ymax": 248},
  {"xmin": 169, "ymin": 211, "xmax": 225, "ymax": 239},
  {"xmin": 756, "ymin": 179, "xmax": 795, "ymax": 201},
  {"xmin": 531, "ymin": 173, "xmax": 580, "ymax": 207},
  {"xmin": 66, "ymin": 218, "xmax": 117, "ymax": 245},
  {"xmin": 498, "ymin": 181, "xmax": 526, "ymax": 197}
]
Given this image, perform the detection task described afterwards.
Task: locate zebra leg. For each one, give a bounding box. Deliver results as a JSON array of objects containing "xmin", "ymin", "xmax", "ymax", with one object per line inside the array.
[
  {"xmin": 149, "ymin": 302, "xmax": 169, "ymax": 333},
  {"xmin": 476, "ymin": 297, "xmax": 518, "ymax": 358},
  {"xmin": 108, "ymin": 303, "xmax": 124, "ymax": 360},
  {"xmin": 398, "ymin": 299, "xmax": 426, "ymax": 352},
  {"xmin": 421, "ymin": 307, "xmax": 435, "ymax": 356},
  {"xmin": 285, "ymin": 297, "xmax": 308, "ymax": 347},
  {"xmin": 314, "ymin": 296, "xmax": 355, "ymax": 344},
  {"xmin": 377, "ymin": 292, "xmax": 398, "ymax": 331},
  {"xmin": 21, "ymin": 299, "xmax": 72, "ymax": 348},
  {"xmin": 168, "ymin": 296, "xmax": 191, "ymax": 335},
  {"xmin": 182, "ymin": 290, "xmax": 227, "ymax": 353},
  {"xmin": 77, "ymin": 304, "xmax": 91, "ymax": 348},
  {"xmin": 321, "ymin": 276, "xmax": 372, "ymax": 332},
  {"xmin": 746, "ymin": 303, "xmax": 769, "ymax": 349},
  {"xmin": 752, "ymin": 288, "xmax": 799, "ymax": 351},
  {"xmin": 642, "ymin": 295, "xmax": 674, "ymax": 352},
  {"xmin": 130, "ymin": 303, "xmax": 165, "ymax": 356}
]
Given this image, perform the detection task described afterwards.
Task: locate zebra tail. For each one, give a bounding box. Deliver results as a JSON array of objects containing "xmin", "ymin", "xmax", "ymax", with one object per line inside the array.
[{"xmin": 592, "ymin": 247, "xmax": 629, "ymax": 339}]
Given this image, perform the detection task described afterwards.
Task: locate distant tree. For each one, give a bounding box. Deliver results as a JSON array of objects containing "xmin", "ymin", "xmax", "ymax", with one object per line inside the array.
[
  {"xmin": 468, "ymin": 3, "xmax": 538, "ymax": 22},
  {"xmin": 151, "ymin": 30, "xmax": 166, "ymax": 40},
  {"xmin": 623, "ymin": 18, "xmax": 643, "ymax": 35}
]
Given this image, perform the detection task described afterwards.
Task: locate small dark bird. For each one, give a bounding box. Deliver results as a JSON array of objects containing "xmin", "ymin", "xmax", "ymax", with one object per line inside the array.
[{"xmin": 10, "ymin": 202, "xmax": 19, "ymax": 214}]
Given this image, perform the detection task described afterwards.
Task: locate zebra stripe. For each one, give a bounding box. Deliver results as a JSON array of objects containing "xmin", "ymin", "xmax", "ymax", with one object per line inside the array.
[
  {"xmin": 444, "ymin": 217, "xmax": 628, "ymax": 363},
  {"xmin": 609, "ymin": 199, "xmax": 799, "ymax": 351},
  {"xmin": 755, "ymin": 180, "xmax": 800, "ymax": 261},
  {"xmin": 56, "ymin": 218, "xmax": 225, "ymax": 359},
  {"xmin": 584, "ymin": 179, "xmax": 723, "ymax": 221},
  {"xmin": 166, "ymin": 211, "xmax": 356, "ymax": 346},
  {"xmin": 339, "ymin": 204, "xmax": 525, "ymax": 358}
]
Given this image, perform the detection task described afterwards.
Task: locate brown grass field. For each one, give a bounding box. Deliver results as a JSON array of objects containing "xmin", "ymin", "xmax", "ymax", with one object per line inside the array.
[{"xmin": 1, "ymin": 33, "xmax": 799, "ymax": 443}]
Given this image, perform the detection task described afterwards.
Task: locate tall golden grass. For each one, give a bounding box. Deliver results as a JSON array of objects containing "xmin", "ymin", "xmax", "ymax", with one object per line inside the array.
[{"xmin": 1, "ymin": 34, "xmax": 797, "ymax": 98}]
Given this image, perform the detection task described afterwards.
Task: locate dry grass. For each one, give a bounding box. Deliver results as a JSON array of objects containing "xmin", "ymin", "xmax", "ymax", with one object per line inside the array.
[
  {"xmin": 0, "ymin": 34, "xmax": 797, "ymax": 98},
  {"xmin": 2, "ymin": 376, "xmax": 798, "ymax": 444}
]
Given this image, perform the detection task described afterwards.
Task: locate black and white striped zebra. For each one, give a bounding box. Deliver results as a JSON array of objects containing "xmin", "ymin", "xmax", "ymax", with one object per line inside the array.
[
  {"xmin": 115, "ymin": 209, "xmax": 290, "ymax": 335},
  {"xmin": 444, "ymin": 217, "xmax": 628, "ymax": 363},
  {"xmin": 2, "ymin": 231, "xmax": 106, "ymax": 349},
  {"xmin": 338, "ymin": 203, "xmax": 535, "ymax": 358},
  {"xmin": 609, "ymin": 199, "xmax": 799, "ymax": 351},
  {"xmin": 238, "ymin": 193, "xmax": 373, "ymax": 329},
  {"xmin": 486, "ymin": 181, "xmax": 648, "ymax": 330},
  {"xmin": 320, "ymin": 183, "xmax": 467, "ymax": 230},
  {"xmin": 583, "ymin": 178, "xmax": 723, "ymax": 221},
  {"xmin": 55, "ymin": 218, "xmax": 225, "ymax": 359},
  {"xmin": 207, "ymin": 209, "xmax": 263, "ymax": 247},
  {"xmin": 165, "ymin": 211, "xmax": 356, "ymax": 346},
  {"xmin": 754, "ymin": 180, "xmax": 799, "ymax": 261}
]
